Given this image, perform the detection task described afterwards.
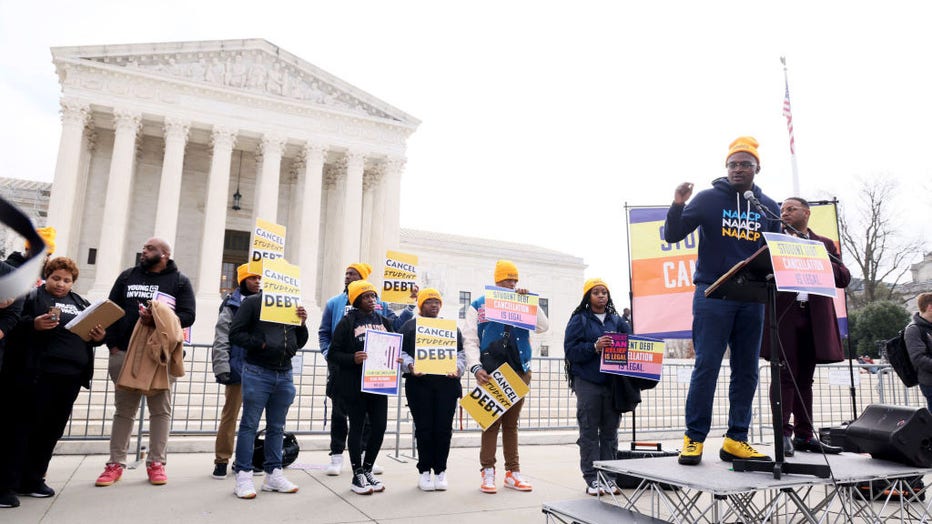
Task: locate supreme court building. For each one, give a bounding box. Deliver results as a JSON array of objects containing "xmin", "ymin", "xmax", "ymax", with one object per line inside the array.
[{"xmin": 43, "ymin": 39, "xmax": 585, "ymax": 349}]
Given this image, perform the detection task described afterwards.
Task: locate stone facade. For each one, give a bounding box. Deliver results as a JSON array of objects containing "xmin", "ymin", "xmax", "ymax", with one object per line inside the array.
[{"xmin": 40, "ymin": 39, "xmax": 587, "ymax": 349}]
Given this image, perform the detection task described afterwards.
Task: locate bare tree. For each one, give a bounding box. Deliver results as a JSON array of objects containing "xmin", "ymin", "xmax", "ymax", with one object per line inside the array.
[{"xmin": 839, "ymin": 177, "xmax": 925, "ymax": 306}]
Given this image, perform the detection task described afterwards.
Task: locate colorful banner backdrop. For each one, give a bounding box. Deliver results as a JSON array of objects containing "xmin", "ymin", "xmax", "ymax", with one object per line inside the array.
[
  {"xmin": 459, "ymin": 364, "xmax": 530, "ymax": 430},
  {"xmin": 483, "ymin": 285, "xmax": 539, "ymax": 331},
  {"xmin": 807, "ymin": 201, "xmax": 849, "ymax": 337},
  {"xmin": 382, "ymin": 250, "xmax": 418, "ymax": 305},
  {"xmin": 361, "ymin": 330, "xmax": 402, "ymax": 396},
  {"xmin": 763, "ymin": 232, "xmax": 838, "ymax": 298},
  {"xmin": 627, "ymin": 202, "xmax": 849, "ymax": 339},
  {"xmin": 627, "ymin": 206, "xmax": 697, "ymax": 338},
  {"xmin": 599, "ymin": 333, "xmax": 664, "ymax": 381},
  {"xmin": 259, "ymin": 258, "xmax": 302, "ymax": 325},
  {"xmin": 251, "ymin": 218, "xmax": 287, "ymax": 262},
  {"xmin": 414, "ymin": 317, "xmax": 458, "ymax": 375}
]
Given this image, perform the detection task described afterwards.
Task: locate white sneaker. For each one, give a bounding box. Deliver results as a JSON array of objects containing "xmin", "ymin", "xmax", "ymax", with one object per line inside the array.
[
  {"xmin": 324, "ymin": 454, "xmax": 343, "ymax": 476},
  {"xmin": 234, "ymin": 470, "xmax": 257, "ymax": 499},
  {"xmin": 480, "ymin": 467, "xmax": 497, "ymax": 494},
  {"xmin": 262, "ymin": 468, "xmax": 298, "ymax": 493},
  {"xmin": 418, "ymin": 471, "xmax": 435, "ymax": 491},
  {"xmin": 434, "ymin": 471, "xmax": 448, "ymax": 491},
  {"xmin": 371, "ymin": 462, "xmax": 384, "ymax": 475}
]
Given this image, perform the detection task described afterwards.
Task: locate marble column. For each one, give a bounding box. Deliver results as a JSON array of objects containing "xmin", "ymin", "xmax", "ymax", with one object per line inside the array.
[
  {"xmin": 196, "ymin": 127, "xmax": 237, "ymax": 298},
  {"xmin": 46, "ymin": 98, "xmax": 89, "ymax": 258},
  {"xmin": 381, "ymin": 157, "xmax": 406, "ymax": 253},
  {"xmin": 153, "ymin": 117, "xmax": 190, "ymax": 245},
  {"xmin": 321, "ymin": 164, "xmax": 345, "ymax": 301},
  {"xmin": 340, "ymin": 151, "xmax": 365, "ymax": 268},
  {"xmin": 360, "ymin": 171, "xmax": 377, "ymax": 264},
  {"xmin": 253, "ymin": 134, "xmax": 286, "ymax": 224},
  {"xmin": 294, "ymin": 143, "xmax": 327, "ymax": 319},
  {"xmin": 368, "ymin": 162, "xmax": 389, "ymax": 279},
  {"xmin": 191, "ymin": 126, "xmax": 237, "ymax": 343},
  {"xmin": 88, "ymin": 108, "xmax": 141, "ymax": 299}
]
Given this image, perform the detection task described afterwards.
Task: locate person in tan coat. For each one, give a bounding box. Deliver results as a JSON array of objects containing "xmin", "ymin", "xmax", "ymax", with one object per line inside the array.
[{"xmin": 96, "ymin": 238, "xmax": 195, "ymax": 488}]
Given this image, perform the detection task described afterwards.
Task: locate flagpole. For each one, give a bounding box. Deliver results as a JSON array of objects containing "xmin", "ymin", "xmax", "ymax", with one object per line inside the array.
[{"xmin": 781, "ymin": 56, "xmax": 800, "ymax": 195}]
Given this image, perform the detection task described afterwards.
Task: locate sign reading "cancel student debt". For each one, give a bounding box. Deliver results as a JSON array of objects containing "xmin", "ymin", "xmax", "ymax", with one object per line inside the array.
[{"xmin": 460, "ymin": 364, "xmax": 530, "ymax": 431}]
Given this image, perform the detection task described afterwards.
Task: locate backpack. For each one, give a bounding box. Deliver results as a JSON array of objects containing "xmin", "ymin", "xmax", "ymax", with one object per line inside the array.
[
  {"xmin": 480, "ymin": 326, "xmax": 523, "ymax": 374},
  {"xmin": 884, "ymin": 329, "xmax": 918, "ymax": 387}
]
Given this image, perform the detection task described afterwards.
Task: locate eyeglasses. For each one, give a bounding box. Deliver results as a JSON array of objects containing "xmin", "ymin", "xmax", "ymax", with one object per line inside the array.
[{"xmin": 726, "ymin": 161, "xmax": 757, "ymax": 170}]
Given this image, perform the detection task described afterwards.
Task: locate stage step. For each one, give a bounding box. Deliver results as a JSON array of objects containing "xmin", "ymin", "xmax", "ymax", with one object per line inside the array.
[{"xmin": 542, "ymin": 498, "xmax": 673, "ymax": 524}]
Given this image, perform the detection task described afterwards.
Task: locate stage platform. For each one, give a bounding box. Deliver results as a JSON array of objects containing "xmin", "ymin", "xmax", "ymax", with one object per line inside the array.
[{"xmin": 586, "ymin": 452, "xmax": 931, "ymax": 523}]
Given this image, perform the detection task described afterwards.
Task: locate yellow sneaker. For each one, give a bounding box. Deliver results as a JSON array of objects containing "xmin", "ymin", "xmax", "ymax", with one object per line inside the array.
[
  {"xmin": 678, "ymin": 436, "xmax": 703, "ymax": 465},
  {"xmin": 720, "ymin": 437, "xmax": 772, "ymax": 462}
]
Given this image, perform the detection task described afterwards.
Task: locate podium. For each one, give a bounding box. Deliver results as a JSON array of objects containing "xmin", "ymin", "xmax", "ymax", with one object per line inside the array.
[{"xmin": 705, "ymin": 245, "xmax": 831, "ymax": 479}]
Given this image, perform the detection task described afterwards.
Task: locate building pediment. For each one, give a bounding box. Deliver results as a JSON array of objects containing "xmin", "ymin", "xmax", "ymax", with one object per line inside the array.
[{"xmin": 51, "ymin": 39, "xmax": 419, "ymax": 126}]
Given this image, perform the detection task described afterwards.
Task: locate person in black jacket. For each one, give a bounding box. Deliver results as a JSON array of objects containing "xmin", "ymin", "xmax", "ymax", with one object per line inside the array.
[
  {"xmin": 329, "ymin": 280, "xmax": 394, "ymax": 495},
  {"xmin": 564, "ymin": 278, "xmax": 630, "ymax": 496},
  {"xmin": 398, "ymin": 288, "xmax": 465, "ymax": 492},
  {"xmin": 0, "ymin": 257, "xmax": 105, "ymax": 509},
  {"xmin": 228, "ymin": 289, "xmax": 307, "ymax": 499},
  {"xmin": 95, "ymin": 237, "xmax": 196, "ymax": 488}
]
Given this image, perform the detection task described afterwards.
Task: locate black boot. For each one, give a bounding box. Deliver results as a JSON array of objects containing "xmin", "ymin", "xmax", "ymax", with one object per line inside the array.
[{"xmin": 794, "ymin": 435, "xmax": 843, "ymax": 454}]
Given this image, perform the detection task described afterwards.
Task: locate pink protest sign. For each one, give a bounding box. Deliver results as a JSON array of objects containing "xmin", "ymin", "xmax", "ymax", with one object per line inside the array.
[
  {"xmin": 483, "ymin": 286, "xmax": 539, "ymax": 331},
  {"xmin": 763, "ymin": 232, "xmax": 837, "ymax": 298}
]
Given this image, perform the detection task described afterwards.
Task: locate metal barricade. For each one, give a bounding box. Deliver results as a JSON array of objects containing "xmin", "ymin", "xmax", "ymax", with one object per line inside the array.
[{"xmin": 62, "ymin": 349, "xmax": 925, "ymax": 452}]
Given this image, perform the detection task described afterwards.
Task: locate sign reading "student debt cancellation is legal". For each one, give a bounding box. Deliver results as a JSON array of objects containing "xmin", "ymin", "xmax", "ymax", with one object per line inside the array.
[
  {"xmin": 259, "ymin": 258, "xmax": 302, "ymax": 325},
  {"xmin": 599, "ymin": 333, "xmax": 665, "ymax": 382},
  {"xmin": 460, "ymin": 364, "xmax": 530, "ymax": 430},
  {"xmin": 763, "ymin": 232, "xmax": 837, "ymax": 299},
  {"xmin": 361, "ymin": 330, "xmax": 403, "ymax": 396},
  {"xmin": 483, "ymin": 286, "xmax": 539, "ymax": 331},
  {"xmin": 414, "ymin": 317, "xmax": 458, "ymax": 375},
  {"xmin": 382, "ymin": 250, "xmax": 418, "ymax": 305},
  {"xmin": 251, "ymin": 218, "xmax": 287, "ymax": 262}
]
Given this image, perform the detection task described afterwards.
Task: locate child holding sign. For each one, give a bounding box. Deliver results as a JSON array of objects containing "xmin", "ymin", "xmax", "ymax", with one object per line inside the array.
[
  {"xmin": 563, "ymin": 278, "xmax": 631, "ymax": 496},
  {"xmin": 398, "ymin": 289, "xmax": 465, "ymax": 492},
  {"xmin": 329, "ymin": 280, "xmax": 394, "ymax": 495}
]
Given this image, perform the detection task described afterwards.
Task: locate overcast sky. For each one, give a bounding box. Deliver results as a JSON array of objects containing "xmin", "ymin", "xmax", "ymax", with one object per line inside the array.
[{"xmin": 2, "ymin": 1, "xmax": 930, "ymax": 301}]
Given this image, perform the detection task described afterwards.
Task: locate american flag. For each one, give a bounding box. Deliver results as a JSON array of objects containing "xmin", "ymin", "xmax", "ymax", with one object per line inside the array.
[{"xmin": 783, "ymin": 82, "xmax": 795, "ymax": 155}]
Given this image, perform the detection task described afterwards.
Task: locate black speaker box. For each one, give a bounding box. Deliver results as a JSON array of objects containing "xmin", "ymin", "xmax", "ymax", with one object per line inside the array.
[{"xmin": 844, "ymin": 404, "xmax": 932, "ymax": 468}]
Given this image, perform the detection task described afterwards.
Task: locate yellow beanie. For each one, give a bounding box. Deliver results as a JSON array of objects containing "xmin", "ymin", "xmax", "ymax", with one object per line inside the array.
[
  {"xmin": 583, "ymin": 278, "xmax": 609, "ymax": 297},
  {"xmin": 725, "ymin": 136, "xmax": 760, "ymax": 164},
  {"xmin": 25, "ymin": 226, "xmax": 57, "ymax": 254},
  {"xmin": 417, "ymin": 288, "xmax": 443, "ymax": 310},
  {"xmin": 494, "ymin": 260, "xmax": 519, "ymax": 283},
  {"xmin": 237, "ymin": 261, "xmax": 262, "ymax": 284},
  {"xmin": 348, "ymin": 280, "xmax": 377, "ymax": 306},
  {"xmin": 347, "ymin": 262, "xmax": 373, "ymax": 280}
]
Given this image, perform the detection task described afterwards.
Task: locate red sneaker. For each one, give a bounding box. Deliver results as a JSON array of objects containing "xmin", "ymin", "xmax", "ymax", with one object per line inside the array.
[
  {"xmin": 147, "ymin": 462, "xmax": 168, "ymax": 485},
  {"xmin": 95, "ymin": 463, "xmax": 124, "ymax": 487}
]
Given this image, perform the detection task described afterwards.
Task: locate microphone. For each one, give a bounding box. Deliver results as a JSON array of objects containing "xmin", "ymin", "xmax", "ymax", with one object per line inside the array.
[{"xmin": 742, "ymin": 190, "xmax": 767, "ymax": 215}]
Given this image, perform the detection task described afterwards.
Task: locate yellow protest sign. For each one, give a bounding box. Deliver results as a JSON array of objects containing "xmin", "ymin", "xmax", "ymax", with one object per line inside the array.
[
  {"xmin": 382, "ymin": 250, "xmax": 418, "ymax": 305},
  {"xmin": 259, "ymin": 258, "xmax": 302, "ymax": 325},
  {"xmin": 251, "ymin": 218, "xmax": 287, "ymax": 262},
  {"xmin": 414, "ymin": 317, "xmax": 458, "ymax": 375},
  {"xmin": 459, "ymin": 364, "xmax": 530, "ymax": 430}
]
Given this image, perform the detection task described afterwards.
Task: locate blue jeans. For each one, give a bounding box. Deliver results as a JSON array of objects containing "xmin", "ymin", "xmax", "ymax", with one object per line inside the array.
[
  {"xmin": 233, "ymin": 363, "xmax": 296, "ymax": 473},
  {"xmin": 920, "ymin": 384, "xmax": 932, "ymax": 412},
  {"xmin": 685, "ymin": 283, "xmax": 764, "ymax": 443}
]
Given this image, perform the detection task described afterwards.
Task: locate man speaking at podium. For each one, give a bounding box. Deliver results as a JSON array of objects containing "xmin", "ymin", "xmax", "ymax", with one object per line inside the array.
[
  {"xmin": 664, "ymin": 136, "xmax": 781, "ymax": 466},
  {"xmin": 760, "ymin": 197, "xmax": 849, "ymax": 456}
]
